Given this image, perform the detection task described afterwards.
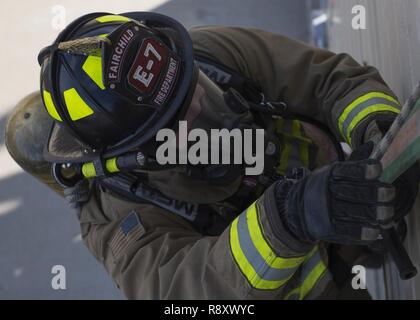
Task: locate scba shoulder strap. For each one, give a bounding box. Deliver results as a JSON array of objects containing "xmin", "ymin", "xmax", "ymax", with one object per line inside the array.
[
  {"xmin": 99, "ymin": 173, "xmax": 229, "ymax": 236},
  {"xmin": 195, "ymin": 53, "xmax": 263, "ymax": 104},
  {"xmin": 195, "ymin": 53, "xmax": 345, "ymax": 162},
  {"xmin": 196, "ymin": 53, "xmax": 285, "ymax": 181}
]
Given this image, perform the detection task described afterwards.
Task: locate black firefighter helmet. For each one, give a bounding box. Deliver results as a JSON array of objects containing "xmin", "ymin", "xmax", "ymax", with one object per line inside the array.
[{"xmin": 38, "ymin": 12, "xmax": 197, "ymax": 164}]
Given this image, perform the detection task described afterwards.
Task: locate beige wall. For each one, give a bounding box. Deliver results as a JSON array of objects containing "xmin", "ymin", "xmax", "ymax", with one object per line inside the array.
[{"xmin": 328, "ymin": 0, "xmax": 420, "ymax": 299}]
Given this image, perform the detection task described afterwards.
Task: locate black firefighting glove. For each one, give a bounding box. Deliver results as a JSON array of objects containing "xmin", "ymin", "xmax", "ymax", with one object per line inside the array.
[
  {"xmin": 350, "ymin": 141, "xmax": 419, "ymax": 223},
  {"xmin": 276, "ymin": 159, "xmax": 399, "ymax": 246},
  {"xmin": 63, "ymin": 179, "xmax": 91, "ymax": 218}
]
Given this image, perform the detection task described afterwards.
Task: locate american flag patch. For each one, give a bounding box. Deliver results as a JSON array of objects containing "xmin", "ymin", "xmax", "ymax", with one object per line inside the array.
[{"xmin": 109, "ymin": 211, "xmax": 145, "ymax": 259}]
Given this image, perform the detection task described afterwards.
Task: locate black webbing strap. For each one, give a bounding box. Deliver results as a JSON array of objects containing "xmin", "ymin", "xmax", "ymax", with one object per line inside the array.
[
  {"xmin": 99, "ymin": 173, "xmax": 229, "ymax": 236},
  {"xmin": 194, "ymin": 54, "xmax": 263, "ymax": 104}
]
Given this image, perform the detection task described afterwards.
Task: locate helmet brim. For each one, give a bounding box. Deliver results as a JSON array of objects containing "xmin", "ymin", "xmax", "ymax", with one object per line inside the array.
[{"xmin": 44, "ymin": 121, "xmax": 98, "ymax": 163}]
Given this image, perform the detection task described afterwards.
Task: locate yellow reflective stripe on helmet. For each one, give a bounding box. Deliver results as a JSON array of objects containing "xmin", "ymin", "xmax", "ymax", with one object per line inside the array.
[
  {"xmin": 229, "ymin": 202, "xmax": 304, "ymax": 290},
  {"xmin": 82, "ymin": 158, "xmax": 120, "ymax": 178},
  {"xmin": 95, "ymin": 15, "xmax": 131, "ymax": 23},
  {"xmin": 82, "ymin": 55, "xmax": 105, "ymax": 90},
  {"xmin": 42, "ymin": 90, "xmax": 62, "ymax": 121},
  {"xmin": 63, "ymin": 88, "xmax": 94, "ymax": 121},
  {"xmin": 338, "ymin": 92, "xmax": 400, "ymax": 145}
]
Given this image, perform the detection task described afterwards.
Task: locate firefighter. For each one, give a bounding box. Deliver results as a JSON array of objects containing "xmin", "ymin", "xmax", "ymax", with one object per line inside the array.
[{"xmin": 6, "ymin": 12, "xmax": 419, "ymax": 299}]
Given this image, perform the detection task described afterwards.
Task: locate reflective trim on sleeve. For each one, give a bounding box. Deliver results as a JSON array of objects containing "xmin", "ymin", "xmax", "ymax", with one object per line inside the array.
[
  {"xmin": 300, "ymin": 249, "xmax": 328, "ymax": 299},
  {"xmin": 229, "ymin": 201, "xmax": 305, "ymax": 290},
  {"xmin": 338, "ymin": 92, "xmax": 400, "ymax": 145},
  {"xmin": 284, "ymin": 246, "xmax": 331, "ymax": 300}
]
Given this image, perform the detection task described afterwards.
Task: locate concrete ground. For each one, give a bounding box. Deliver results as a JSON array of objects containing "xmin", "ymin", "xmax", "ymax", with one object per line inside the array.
[{"xmin": 0, "ymin": 0, "xmax": 310, "ymax": 299}]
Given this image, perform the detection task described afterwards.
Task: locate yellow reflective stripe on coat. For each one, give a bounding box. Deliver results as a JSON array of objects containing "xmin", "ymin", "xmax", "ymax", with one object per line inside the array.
[
  {"xmin": 42, "ymin": 90, "xmax": 62, "ymax": 121},
  {"xmin": 299, "ymin": 247, "xmax": 328, "ymax": 299},
  {"xmin": 338, "ymin": 92, "xmax": 400, "ymax": 145},
  {"xmin": 230, "ymin": 201, "xmax": 305, "ymax": 290},
  {"xmin": 284, "ymin": 246, "xmax": 329, "ymax": 300},
  {"xmin": 275, "ymin": 118, "xmax": 311, "ymax": 174},
  {"xmin": 63, "ymin": 88, "xmax": 94, "ymax": 121},
  {"xmin": 294, "ymin": 121, "xmax": 311, "ymax": 168},
  {"xmin": 276, "ymin": 119, "xmax": 291, "ymax": 174}
]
